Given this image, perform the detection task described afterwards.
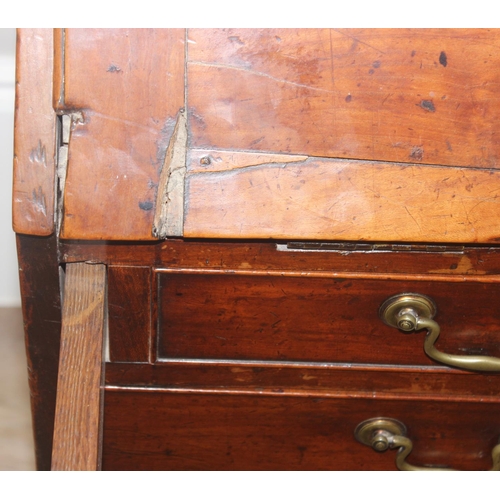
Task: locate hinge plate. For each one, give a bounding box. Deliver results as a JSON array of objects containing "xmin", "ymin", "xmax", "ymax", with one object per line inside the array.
[{"xmin": 277, "ymin": 242, "xmax": 465, "ymax": 254}]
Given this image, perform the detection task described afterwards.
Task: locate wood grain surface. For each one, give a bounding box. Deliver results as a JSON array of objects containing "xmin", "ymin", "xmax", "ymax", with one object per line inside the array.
[
  {"xmin": 188, "ymin": 29, "xmax": 500, "ymax": 168},
  {"xmin": 51, "ymin": 263, "xmax": 106, "ymax": 471},
  {"xmin": 105, "ymin": 362, "xmax": 500, "ymax": 401},
  {"xmin": 60, "ymin": 239, "xmax": 500, "ymax": 279},
  {"xmin": 13, "ymin": 29, "xmax": 500, "ymax": 472},
  {"xmin": 182, "ymin": 29, "xmax": 500, "ymax": 243},
  {"xmin": 184, "ymin": 157, "xmax": 500, "ymax": 243},
  {"xmin": 102, "ymin": 390, "xmax": 500, "ymax": 470},
  {"xmin": 156, "ymin": 270, "xmax": 500, "ymax": 366},
  {"xmin": 12, "ymin": 29, "xmax": 57, "ymax": 236},
  {"xmin": 108, "ymin": 266, "xmax": 151, "ymax": 363},
  {"xmin": 16, "ymin": 235, "xmax": 61, "ymax": 470},
  {"xmin": 39, "ymin": 28, "xmax": 500, "ymax": 242},
  {"xmin": 59, "ymin": 29, "xmax": 185, "ymax": 240}
]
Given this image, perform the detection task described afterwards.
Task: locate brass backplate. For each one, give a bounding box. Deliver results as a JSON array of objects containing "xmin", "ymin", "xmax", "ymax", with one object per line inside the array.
[
  {"xmin": 379, "ymin": 293, "xmax": 437, "ymax": 329},
  {"xmin": 354, "ymin": 417, "xmax": 407, "ymax": 447}
]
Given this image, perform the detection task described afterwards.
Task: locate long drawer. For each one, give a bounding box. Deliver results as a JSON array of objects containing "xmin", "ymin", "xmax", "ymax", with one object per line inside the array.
[
  {"xmin": 102, "ymin": 390, "xmax": 500, "ymax": 471},
  {"xmin": 156, "ymin": 269, "xmax": 500, "ymax": 367}
]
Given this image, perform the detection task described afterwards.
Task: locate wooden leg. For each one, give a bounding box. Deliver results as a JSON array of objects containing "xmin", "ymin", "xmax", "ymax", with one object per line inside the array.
[
  {"xmin": 51, "ymin": 263, "xmax": 106, "ymax": 471},
  {"xmin": 17, "ymin": 234, "xmax": 62, "ymax": 471}
]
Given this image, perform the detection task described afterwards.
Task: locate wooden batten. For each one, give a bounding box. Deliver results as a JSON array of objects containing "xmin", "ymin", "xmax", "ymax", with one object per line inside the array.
[{"xmin": 12, "ymin": 29, "xmax": 57, "ymax": 236}]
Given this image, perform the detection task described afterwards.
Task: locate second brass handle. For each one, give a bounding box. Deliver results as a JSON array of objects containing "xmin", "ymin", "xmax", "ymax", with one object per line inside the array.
[
  {"xmin": 355, "ymin": 417, "xmax": 500, "ymax": 471},
  {"xmin": 379, "ymin": 293, "xmax": 500, "ymax": 372}
]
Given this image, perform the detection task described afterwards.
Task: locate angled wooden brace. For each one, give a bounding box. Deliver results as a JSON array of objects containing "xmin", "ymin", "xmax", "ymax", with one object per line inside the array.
[{"xmin": 51, "ymin": 263, "xmax": 106, "ymax": 471}]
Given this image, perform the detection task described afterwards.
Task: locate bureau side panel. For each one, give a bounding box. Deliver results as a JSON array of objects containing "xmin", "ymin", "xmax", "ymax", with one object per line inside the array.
[{"xmin": 108, "ymin": 266, "xmax": 151, "ymax": 363}]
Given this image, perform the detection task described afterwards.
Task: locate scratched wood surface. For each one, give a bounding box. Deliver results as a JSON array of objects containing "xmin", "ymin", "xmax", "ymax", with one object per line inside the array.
[
  {"xmin": 183, "ymin": 29, "xmax": 500, "ymax": 243},
  {"xmin": 59, "ymin": 29, "xmax": 185, "ymax": 240},
  {"xmin": 43, "ymin": 29, "xmax": 500, "ymax": 242},
  {"xmin": 188, "ymin": 28, "xmax": 500, "ymax": 168},
  {"xmin": 51, "ymin": 263, "xmax": 106, "ymax": 471},
  {"xmin": 12, "ymin": 29, "xmax": 57, "ymax": 236},
  {"xmin": 102, "ymin": 391, "xmax": 500, "ymax": 470},
  {"xmin": 184, "ymin": 157, "xmax": 500, "ymax": 243}
]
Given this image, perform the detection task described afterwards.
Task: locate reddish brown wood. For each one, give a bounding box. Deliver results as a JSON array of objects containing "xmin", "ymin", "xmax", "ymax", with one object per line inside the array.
[
  {"xmin": 16, "ymin": 234, "xmax": 62, "ymax": 471},
  {"xmin": 108, "ymin": 266, "xmax": 151, "ymax": 363},
  {"xmin": 32, "ymin": 28, "xmax": 500, "ymax": 243},
  {"xmin": 188, "ymin": 29, "xmax": 500, "ymax": 169},
  {"xmin": 52, "ymin": 263, "xmax": 106, "ymax": 471},
  {"xmin": 12, "ymin": 29, "xmax": 57, "ymax": 236},
  {"xmin": 156, "ymin": 270, "xmax": 500, "ymax": 366},
  {"xmin": 60, "ymin": 239, "xmax": 500, "ymax": 278},
  {"xmin": 102, "ymin": 390, "xmax": 500, "ymax": 470},
  {"xmin": 13, "ymin": 29, "xmax": 500, "ymax": 472},
  {"xmin": 59, "ymin": 29, "xmax": 186, "ymax": 240},
  {"xmin": 105, "ymin": 362, "xmax": 500, "ymax": 401},
  {"xmin": 184, "ymin": 158, "xmax": 500, "ymax": 243}
]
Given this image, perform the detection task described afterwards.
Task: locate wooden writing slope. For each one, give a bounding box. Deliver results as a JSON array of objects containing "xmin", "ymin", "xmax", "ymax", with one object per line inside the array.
[{"xmin": 14, "ymin": 29, "xmax": 500, "ymax": 470}]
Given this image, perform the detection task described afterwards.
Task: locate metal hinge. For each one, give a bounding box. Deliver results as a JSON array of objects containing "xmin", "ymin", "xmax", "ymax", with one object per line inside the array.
[{"xmin": 277, "ymin": 242, "xmax": 465, "ymax": 254}]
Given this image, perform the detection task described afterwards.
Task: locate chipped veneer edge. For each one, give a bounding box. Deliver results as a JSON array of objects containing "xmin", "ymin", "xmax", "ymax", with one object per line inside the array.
[
  {"xmin": 153, "ymin": 110, "xmax": 188, "ymax": 239},
  {"xmin": 55, "ymin": 113, "xmax": 79, "ymax": 235},
  {"xmin": 188, "ymin": 149, "xmax": 309, "ymax": 174}
]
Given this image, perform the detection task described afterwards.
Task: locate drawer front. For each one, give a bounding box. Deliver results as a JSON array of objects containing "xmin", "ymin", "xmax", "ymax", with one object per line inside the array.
[
  {"xmin": 102, "ymin": 389, "xmax": 500, "ymax": 471},
  {"xmin": 157, "ymin": 270, "xmax": 500, "ymax": 366}
]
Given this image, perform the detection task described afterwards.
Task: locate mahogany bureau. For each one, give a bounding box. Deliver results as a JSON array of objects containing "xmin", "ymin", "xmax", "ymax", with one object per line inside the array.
[{"xmin": 13, "ymin": 28, "xmax": 500, "ymax": 470}]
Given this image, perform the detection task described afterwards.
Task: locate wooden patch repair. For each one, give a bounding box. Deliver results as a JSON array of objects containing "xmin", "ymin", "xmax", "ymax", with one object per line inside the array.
[{"xmin": 153, "ymin": 110, "xmax": 187, "ymax": 238}]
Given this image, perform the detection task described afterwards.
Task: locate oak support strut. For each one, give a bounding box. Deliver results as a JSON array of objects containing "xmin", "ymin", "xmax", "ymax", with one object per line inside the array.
[{"xmin": 51, "ymin": 263, "xmax": 106, "ymax": 471}]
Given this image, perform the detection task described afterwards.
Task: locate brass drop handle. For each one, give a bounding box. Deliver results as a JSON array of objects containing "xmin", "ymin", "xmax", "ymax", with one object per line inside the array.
[
  {"xmin": 355, "ymin": 417, "xmax": 500, "ymax": 471},
  {"xmin": 379, "ymin": 293, "xmax": 500, "ymax": 372}
]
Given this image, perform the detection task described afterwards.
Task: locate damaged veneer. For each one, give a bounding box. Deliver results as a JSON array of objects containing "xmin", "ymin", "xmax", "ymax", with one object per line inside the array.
[
  {"xmin": 152, "ymin": 110, "xmax": 187, "ymax": 239},
  {"xmin": 55, "ymin": 111, "xmax": 85, "ymax": 235},
  {"xmin": 57, "ymin": 28, "xmax": 186, "ymax": 240}
]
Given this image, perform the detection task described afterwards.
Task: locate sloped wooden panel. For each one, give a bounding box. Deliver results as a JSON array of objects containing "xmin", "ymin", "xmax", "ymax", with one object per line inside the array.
[
  {"xmin": 60, "ymin": 29, "xmax": 185, "ymax": 240},
  {"xmin": 187, "ymin": 29, "xmax": 500, "ymax": 168}
]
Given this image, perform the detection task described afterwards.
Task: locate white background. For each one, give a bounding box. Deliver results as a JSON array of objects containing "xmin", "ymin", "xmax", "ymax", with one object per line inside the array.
[{"xmin": 0, "ymin": 28, "xmax": 19, "ymax": 306}]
